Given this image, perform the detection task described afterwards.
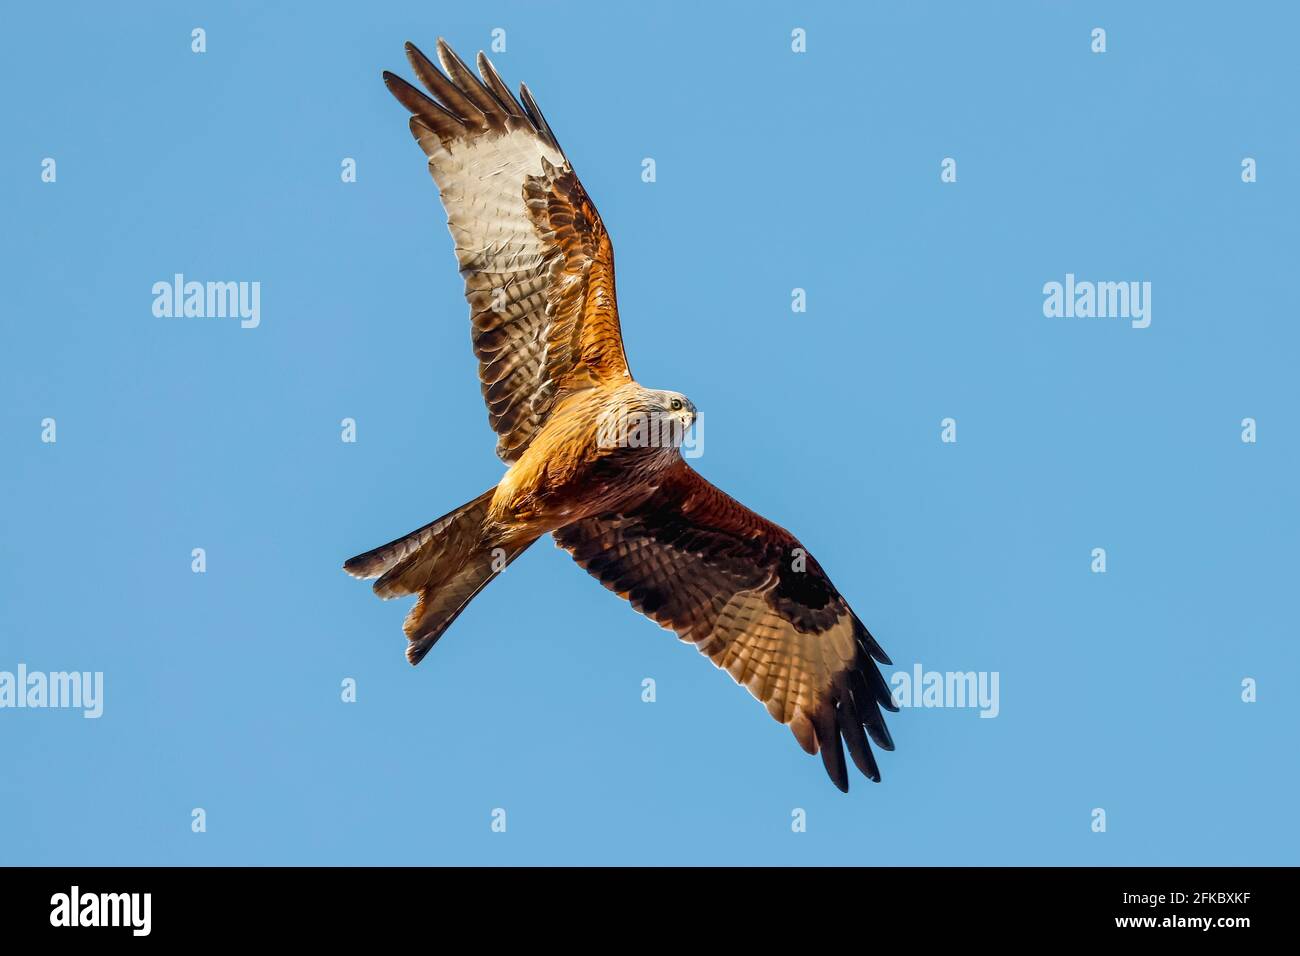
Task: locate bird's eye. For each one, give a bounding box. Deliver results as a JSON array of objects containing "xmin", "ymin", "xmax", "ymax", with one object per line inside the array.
[{"xmin": 670, "ymin": 398, "xmax": 682, "ymax": 411}]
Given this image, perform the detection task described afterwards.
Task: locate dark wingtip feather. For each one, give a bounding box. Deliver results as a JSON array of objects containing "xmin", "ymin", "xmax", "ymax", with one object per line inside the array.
[
  {"xmin": 384, "ymin": 70, "xmax": 439, "ymax": 117},
  {"xmin": 865, "ymin": 715, "xmax": 895, "ymax": 752},
  {"xmin": 837, "ymin": 694, "xmax": 881, "ymax": 783},
  {"xmin": 403, "ymin": 39, "xmax": 484, "ymax": 125},
  {"xmin": 864, "ymin": 657, "xmax": 901, "ymax": 713},
  {"xmin": 813, "ymin": 708, "xmax": 849, "ymax": 793},
  {"xmin": 852, "ymin": 611, "xmax": 893, "ymax": 665},
  {"xmin": 518, "ymin": 82, "xmax": 562, "ymax": 153},
  {"xmin": 849, "ymin": 664, "xmax": 897, "ymax": 753},
  {"xmin": 434, "ymin": 38, "xmax": 506, "ymax": 125},
  {"xmin": 435, "ymin": 37, "xmax": 469, "ymax": 75},
  {"xmin": 477, "ymin": 51, "xmax": 526, "ymax": 117}
]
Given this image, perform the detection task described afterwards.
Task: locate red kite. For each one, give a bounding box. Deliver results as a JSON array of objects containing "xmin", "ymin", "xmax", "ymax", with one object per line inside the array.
[{"xmin": 346, "ymin": 39, "xmax": 897, "ymax": 791}]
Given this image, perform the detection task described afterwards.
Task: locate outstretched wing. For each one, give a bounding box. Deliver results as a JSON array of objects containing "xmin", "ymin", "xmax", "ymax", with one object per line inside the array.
[
  {"xmin": 553, "ymin": 460, "xmax": 897, "ymax": 792},
  {"xmin": 384, "ymin": 39, "xmax": 631, "ymax": 462}
]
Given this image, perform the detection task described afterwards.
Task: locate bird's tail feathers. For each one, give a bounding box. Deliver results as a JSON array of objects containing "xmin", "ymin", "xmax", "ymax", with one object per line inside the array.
[
  {"xmin": 343, "ymin": 489, "xmax": 539, "ymax": 665},
  {"xmin": 343, "ymin": 489, "xmax": 495, "ymax": 582}
]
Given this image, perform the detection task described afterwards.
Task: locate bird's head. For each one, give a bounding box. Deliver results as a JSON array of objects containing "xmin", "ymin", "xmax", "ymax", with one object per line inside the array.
[
  {"xmin": 645, "ymin": 389, "xmax": 698, "ymax": 435},
  {"xmin": 598, "ymin": 386, "xmax": 698, "ymax": 454}
]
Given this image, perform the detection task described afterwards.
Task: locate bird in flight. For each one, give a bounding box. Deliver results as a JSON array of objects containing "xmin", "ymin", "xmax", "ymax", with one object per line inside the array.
[{"xmin": 345, "ymin": 39, "xmax": 898, "ymax": 791}]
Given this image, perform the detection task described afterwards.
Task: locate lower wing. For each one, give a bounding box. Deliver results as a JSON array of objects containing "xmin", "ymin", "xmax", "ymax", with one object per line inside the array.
[{"xmin": 553, "ymin": 459, "xmax": 897, "ymax": 791}]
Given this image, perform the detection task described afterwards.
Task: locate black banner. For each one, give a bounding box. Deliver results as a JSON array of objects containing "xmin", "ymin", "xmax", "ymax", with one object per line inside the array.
[{"xmin": 0, "ymin": 866, "xmax": 1282, "ymax": 940}]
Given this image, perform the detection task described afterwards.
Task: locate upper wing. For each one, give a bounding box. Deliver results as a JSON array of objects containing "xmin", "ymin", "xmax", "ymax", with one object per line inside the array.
[
  {"xmin": 384, "ymin": 39, "xmax": 632, "ymax": 462},
  {"xmin": 553, "ymin": 460, "xmax": 897, "ymax": 792}
]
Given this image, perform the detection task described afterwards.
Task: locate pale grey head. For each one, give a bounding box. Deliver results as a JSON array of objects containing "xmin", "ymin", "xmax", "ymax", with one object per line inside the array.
[{"xmin": 597, "ymin": 386, "xmax": 698, "ymax": 454}]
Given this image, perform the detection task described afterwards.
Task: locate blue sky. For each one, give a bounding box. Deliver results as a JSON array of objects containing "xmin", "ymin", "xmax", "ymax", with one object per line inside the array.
[{"xmin": 1, "ymin": 1, "xmax": 1296, "ymax": 865}]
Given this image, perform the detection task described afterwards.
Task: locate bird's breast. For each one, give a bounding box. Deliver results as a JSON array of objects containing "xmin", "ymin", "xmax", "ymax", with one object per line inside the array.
[{"xmin": 490, "ymin": 394, "xmax": 677, "ymax": 530}]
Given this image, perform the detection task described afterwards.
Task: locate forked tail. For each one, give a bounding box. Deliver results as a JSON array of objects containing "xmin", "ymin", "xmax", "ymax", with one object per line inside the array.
[{"xmin": 344, "ymin": 489, "xmax": 537, "ymax": 664}]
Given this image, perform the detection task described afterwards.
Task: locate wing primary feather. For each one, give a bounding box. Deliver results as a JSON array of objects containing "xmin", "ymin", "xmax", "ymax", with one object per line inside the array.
[
  {"xmin": 813, "ymin": 706, "xmax": 850, "ymax": 792},
  {"xmin": 865, "ymin": 658, "xmax": 901, "ymax": 713},
  {"xmin": 518, "ymin": 82, "xmax": 562, "ymax": 152},
  {"xmin": 838, "ymin": 697, "xmax": 881, "ymax": 782},
  {"xmin": 405, "ymin": 40, "xmax": 486, "ymax": 126},
  {"xmin": 383, "ymin": 70, "xmax": 464, "ymax": 136},
  {"xmin": 853, "ymin": 612, "xmax": 893, "ymax": 665},
  {"xmin": 476, "ymin": 51, "xmax": 527, "ymax": 117},
  {"xmin": 849, "ymin": 668, "xmax": 895, "ymax": 751},
  {"xmin": 434, "ymin": 38, "xmax": 505, "ymax": 123}
]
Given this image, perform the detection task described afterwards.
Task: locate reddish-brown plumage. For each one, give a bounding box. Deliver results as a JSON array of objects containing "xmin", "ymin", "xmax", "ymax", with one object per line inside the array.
[{"xmin": 347, "ymin": 39, "xmax": 896, "ymax": 792}]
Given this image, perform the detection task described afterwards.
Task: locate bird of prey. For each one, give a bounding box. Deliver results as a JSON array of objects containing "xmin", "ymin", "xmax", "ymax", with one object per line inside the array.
[{"xmin": 345, "ymin": 38, "xmax": 898, "ymax": 791}]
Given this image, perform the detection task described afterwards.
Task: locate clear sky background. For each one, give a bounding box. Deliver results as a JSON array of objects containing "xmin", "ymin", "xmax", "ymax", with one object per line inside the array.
[{"xmin": 2, "ymin": 1, "xmax": 1296, "ymax": 865}]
